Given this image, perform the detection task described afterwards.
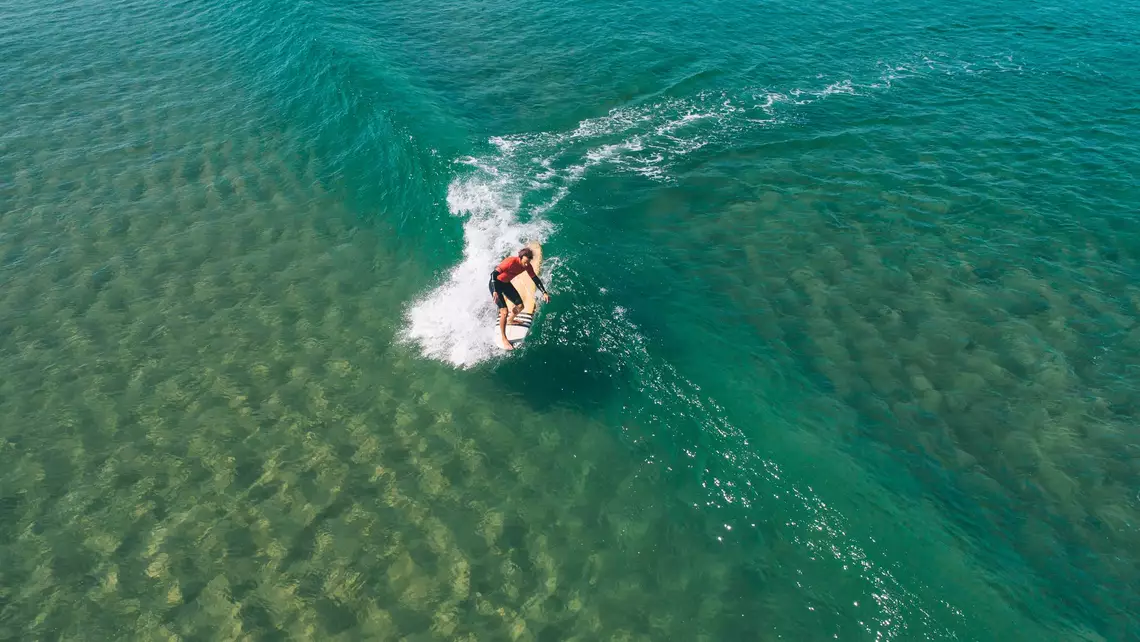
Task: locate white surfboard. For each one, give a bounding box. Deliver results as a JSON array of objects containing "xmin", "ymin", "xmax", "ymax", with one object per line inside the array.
[{"xmin": 496, "ymin": 242, "xmax": 543, "ymax": 348}]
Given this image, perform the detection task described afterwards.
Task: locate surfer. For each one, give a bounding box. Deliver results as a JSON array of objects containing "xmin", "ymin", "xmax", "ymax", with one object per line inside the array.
[{"xmin": 489, "ymin": 247, "xmax": 550, "ymax": 350}]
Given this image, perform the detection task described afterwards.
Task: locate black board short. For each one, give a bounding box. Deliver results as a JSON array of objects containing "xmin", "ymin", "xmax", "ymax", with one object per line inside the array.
[{"xmin": 492, "ymin": 279, "xmax": 522, "ymax": 309}]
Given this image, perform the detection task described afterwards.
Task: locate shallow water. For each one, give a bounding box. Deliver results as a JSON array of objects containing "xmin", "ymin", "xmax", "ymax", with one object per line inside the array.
[{"xmin": 2, "ymin": 0, "xmax": 1139, "ymax": 639}]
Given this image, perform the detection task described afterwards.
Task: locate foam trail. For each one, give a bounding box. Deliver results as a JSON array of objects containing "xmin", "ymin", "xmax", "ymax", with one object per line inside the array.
[
  {"xmin": 403, "ymin": 63, "xmax": 981, "ymax": 366},
  {"xmin": 402, "ymin": 87, "xmax": 829, "ymax": 366},
  {"xmin": 403, "ymin": 160, "xmax": 553, "ymax": 367}
]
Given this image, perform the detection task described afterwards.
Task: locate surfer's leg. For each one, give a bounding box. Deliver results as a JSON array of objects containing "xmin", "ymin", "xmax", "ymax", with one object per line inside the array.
[
  {"xmin": 498, "ymin": 307, "xmax": 514, "ymax": 350},
  {"xmin": 500, "ymin": 282, "xmax": 523, "ymax": 325},
  {"xmin": 494, "ymin": 282, "xmax": 514, "ymax": 350}
]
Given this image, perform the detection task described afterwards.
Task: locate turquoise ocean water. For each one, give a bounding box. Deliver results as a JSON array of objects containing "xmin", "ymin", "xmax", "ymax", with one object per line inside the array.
[{"xmin": 2, "ymin": 0, "xmax": 1139, "ymax": 638}]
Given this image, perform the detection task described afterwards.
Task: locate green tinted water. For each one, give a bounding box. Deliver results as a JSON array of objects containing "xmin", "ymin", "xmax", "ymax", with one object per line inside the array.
[{"xmin": 2, "ymin": 0, "xmax": 1138, "ymax": 639}]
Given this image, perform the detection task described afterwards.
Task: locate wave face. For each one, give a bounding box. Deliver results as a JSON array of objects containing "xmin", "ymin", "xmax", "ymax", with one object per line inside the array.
[{"xmin": 401, "ymin": 72, "xmax": 916, "ymax": 366}]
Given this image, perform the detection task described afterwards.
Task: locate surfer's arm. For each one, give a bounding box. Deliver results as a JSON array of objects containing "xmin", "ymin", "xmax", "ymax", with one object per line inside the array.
[
  {"xmin": 532, "ymin": 274, "xmax": 550, "ymax": 302},
  {"xmin": 489, "ymin": 270, "xmax": 501, "ymax": 300},
  {"xmin": 525, "ymin": 266, "xmax": 548, "ymax": 294}
]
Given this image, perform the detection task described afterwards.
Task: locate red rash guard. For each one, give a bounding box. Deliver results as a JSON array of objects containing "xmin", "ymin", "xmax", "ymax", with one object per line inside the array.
[
  {"xmin": 489, "ymin": 256, "xmax": 547, "ymax": 297},
  {"xmin": 495, "ymin": 256, "xmax": 537, "ymax": 283}
]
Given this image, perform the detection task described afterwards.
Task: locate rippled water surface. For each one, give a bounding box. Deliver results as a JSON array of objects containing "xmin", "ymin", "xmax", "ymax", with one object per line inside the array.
[{"xmin": 2, "ymin": 0, "xmax": 1139, "ymax": 639}]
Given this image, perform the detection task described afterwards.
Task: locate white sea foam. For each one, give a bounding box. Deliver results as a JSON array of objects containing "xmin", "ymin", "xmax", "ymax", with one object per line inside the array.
[
  {"xmin": 402, "ymin": 90, "xmax": 840, "ymax": 367},
  {"xmin": 402, "ymin": 58, "xmax": 1014, "ymax": 367},
  {"xmin": 401, "ymin": 98, "xmax": 744, "ymax": 367},
  {"xmin": 402, "ymin": 160, "xmax": 554, "ymax": 368}
]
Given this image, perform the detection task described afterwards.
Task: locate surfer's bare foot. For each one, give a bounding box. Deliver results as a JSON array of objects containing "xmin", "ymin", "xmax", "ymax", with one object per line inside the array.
[{"xmin": 500, "ymin": 337, "xmax": 514, "ymax": 351}]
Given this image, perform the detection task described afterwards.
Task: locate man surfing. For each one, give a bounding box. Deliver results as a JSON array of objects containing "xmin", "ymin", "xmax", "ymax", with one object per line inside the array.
[{"xmin": 489, "ymin": 247, "xmax": 550, "ymax": 350}]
